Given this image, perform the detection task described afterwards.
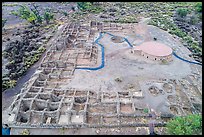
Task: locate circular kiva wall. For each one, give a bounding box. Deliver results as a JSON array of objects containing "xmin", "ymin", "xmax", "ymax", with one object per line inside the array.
[{"xmin": 133, "ymin": 41, "xmax": 173, "ymax": 62}]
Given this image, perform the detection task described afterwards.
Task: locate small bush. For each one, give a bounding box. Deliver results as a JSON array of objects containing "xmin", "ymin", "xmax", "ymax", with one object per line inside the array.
[
  {"xmin": 166, "ymin": 114, "xmax": 202, "ymax": 135},
  {"xmin": 43, "ymin": 8, "xmax": 54, "ymax": 24},
  {"xmin": 177, "ymin": 8, "xmax": 188, "ymax": 18},
  {"xmin": 31, "ymin": 4, "xmax": 43, "ymax": 24},
  {"xmin": 11, "ymin": 4, "xmax": 55, "ymax": 25},
  {"xmin": 195, "ymin": 2, "xmax": 202, "ymax": 13},
  {"xmin": 11, "ymin": 4, "xmax": 38, "ymax": 25},
  {"xmin": 189, "ymin": 15, "xmax": 198, "ymax": 25},
  {"xmin": 169, "ymin": 29, "xmax": 186, "ymax": 38},
  {"xmin": 21, "ymin": 129, "xmax": 30, "ymax": 135},
  {"xmin": 37, "ymin": 46, "xmax": 46, "ymax": 53},
  {"xmin": 161, "ymin": 59, "xmax": 168, "ymax": 65},
  {"xmin": 2, "ymin": 79, "xmax": 17, "ymax": 90},
  {"xmin": 148, "ymin": 19, "xmax": 158, "ymax": 26},
  {"xmin": 183, "ymin": 36, "xmax": 193, "ymax": 44},
  {"xmin": 62, "ymin": 11, "xmax": 68, "ymax": 16},
  {"xmin": 191, "ymin": 42, "xmax": 201, "ymax": 53},
  {"xmin": 198, "ymin": 13, "xmax": 202, "ymax": 21},
  {"xmin": 143, "ymin": 108, "xmax": 149, "ymax": 113},
  {"xmin": 77, "ymin": 2, "xmax": 103, "ymax": 13},
  {"xmin": 77, "ymin": 2, "xmax": 92, "ymax": 11}
]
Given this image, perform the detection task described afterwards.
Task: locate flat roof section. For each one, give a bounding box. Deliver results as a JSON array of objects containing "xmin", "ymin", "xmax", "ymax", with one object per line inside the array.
[{"xmin": 134, "ymin": 41, "xmax": 172, "ymax": 57}]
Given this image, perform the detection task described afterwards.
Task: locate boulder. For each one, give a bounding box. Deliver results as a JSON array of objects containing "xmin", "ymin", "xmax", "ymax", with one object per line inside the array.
[
  {"xmin": 108, "ymin": 8, "xmax": 117, "ymax": 12},
  {"xmin": 100, "ymin": 14, "xmax": 108, "ymax": 18},
  {"xmin": 41, "ymin": 36, "xmax": 46, "ymax": 39},
  {"xmin": 15, "ymin": 31, "xmax": 20, "ymax": 36},
  {"xmin": 121, "ymin": 11, "xmax": 126, "ymax": 15},
  {"xmin": 109, "ymin": 13, "xmax": 115, "ymax": 17}
]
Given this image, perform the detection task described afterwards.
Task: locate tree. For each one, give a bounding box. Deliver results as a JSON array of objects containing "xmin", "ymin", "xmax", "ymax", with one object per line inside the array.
[
  {"xmin": 11, "ymin": 4, "xmax": 54, "ymax": 25},
  {"xmin": 195, "ymin": 2, "xmax": 202, "ymax": 13},
  {"xmin": 30, "ymin": 4, "xmax": 43, "ymax": 24},
  {"xmin": 177, "ymin": 8, "xmax": 188, "ymax": 18},
  {"xmin": 166, "ymin": 114, "xmax": 202, "ymax": 135},
  {"xmin": 189, "ymin": 15, "xmax": 198, "ymax": 25},
  {"xmin": 43, "ymin": 8, "xmax": 54, "ymax": 24},
  {"xmin": 11, "ymin": 4, "xmax": 38, "ymax": 25}
]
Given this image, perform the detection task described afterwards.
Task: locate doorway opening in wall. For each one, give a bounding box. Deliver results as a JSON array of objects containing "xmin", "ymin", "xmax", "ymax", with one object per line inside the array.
[
  {"xmin": 147, "ymin": 56, "xmax": 148, "ymax": 58},
  {"xmin": 155, "ymin": 58, "xmax": 156, "ymax": 60}
]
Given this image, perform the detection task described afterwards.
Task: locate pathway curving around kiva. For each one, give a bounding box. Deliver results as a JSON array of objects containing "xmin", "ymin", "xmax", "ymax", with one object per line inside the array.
[{"xmin": 76, "ymin": 32, "xmax": 202, "ymax": 71}]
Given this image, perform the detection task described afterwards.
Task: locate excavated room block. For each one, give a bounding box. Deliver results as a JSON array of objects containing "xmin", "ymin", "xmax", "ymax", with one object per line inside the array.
[
  {"xmin": 71, "ymin": 114, "xmax": 84, "ymax": 124},
  {"xmin": 8, "ymin": 114, "xmax": 16, "ymax": 123},
  {"xmin": 58, "ymin": 115, "xmax": 70, "ymax": 125}
]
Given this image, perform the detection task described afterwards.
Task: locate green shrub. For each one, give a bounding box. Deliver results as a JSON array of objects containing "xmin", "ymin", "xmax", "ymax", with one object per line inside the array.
[
  {"xmin": 177, "ymin": 8, "xmax": 188, "ymax": 17},
  {"xmin": 31, "ymin": 4, "xmax": 43, "ymax": 24},
  {"xmin": 161, "ymin": 59, "xmax": 168, "ymax": 65},
  {"xmin": 195, "ymin": 2, "xmax": 202, "ymax": 13},
  {"xmin": 169, "ymin": 29, "xmax": 186, "ymax": 38},
  {"xmin": 11, "ymin": 4, "xmax": 38, "ymax": 25},
  {"xmin": 2, "ymin": 79, "xmax": 17, "ymax": 90},
  {"xmin": 10, "ymin": 10, "xmax": 19, "ymax": 16},
  {"xmin": 191, "ymin": 42, "xmax": 201, "ymax": 53},
  {"xmin": 189, "ymin": 15, "xmax": 198, "ymax": 25},
  {"xmin": 77, "ymin": 2, "xmax": 103, "ymax": 13},
  {"xmin": 21, "ymin": 129, "xmax": 30, "ymax": 135},
  {"xmin": 184, "ymin": 36, "xmax": 193, "ymax": 44},
  {"xmin": 89, "ymin": 6, "xmax": 103, "ymax": 13},
  {"xmin": 197, "ymin": 13, "xmax": 202, "ymax": 21},
  {"xmin": 143, "ymin": 108, "xmax": 149, "ymax": 113},
  {"xmin": 11, "ymin": 4, "xmax": 55, "ymax": 25},
  {"xmin": 62, "ymin": 11, "xmax": 68, "ymax": 16},
  {"xmin": 43, "ymin": 8, "xmax": 54, "ymax": 24},
  {"xmin": 37, "ymin": 46, "xmax": 46, "ymax": 53},
  {"xmin": 77, "ymin": 2, "xmax": 92, "ymax": 10},
  {"xmin": 166, "ymin": 114, "xmax": 202, "ymax": 135}
]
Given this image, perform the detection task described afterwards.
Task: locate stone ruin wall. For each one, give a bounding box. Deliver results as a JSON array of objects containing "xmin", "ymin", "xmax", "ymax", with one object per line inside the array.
[{"xmin": 7, "ymin": 21, "xmax": 202, "ymax": 129}]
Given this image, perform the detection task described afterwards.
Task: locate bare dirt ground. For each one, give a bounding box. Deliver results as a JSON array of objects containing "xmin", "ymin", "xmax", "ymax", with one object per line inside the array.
[{"xmin": 10, "ymin": 127, "xmax": 167, "ymax": 135}]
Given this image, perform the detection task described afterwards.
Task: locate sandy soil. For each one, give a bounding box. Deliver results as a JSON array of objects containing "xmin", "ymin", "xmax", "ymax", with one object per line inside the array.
[{"xmin": 10, "ymin": 127, "xmax": 167, "ymax": 135}]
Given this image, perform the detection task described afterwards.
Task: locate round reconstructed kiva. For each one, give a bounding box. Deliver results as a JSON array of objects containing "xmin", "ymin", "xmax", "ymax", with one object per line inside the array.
[{"xmin": 134, "ymin": 41, "xmax": 172, "ymax": 57}]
